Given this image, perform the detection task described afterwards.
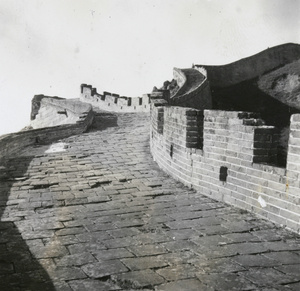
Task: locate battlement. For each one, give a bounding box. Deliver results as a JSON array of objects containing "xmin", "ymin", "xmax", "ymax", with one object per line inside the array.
[
  {"xmin": 80, "ymin": 84, "xmax": 151, "ymax": 112},
  {"xmin": 151, "ymin": 104, "xmax": 300, "ymax": 232}
]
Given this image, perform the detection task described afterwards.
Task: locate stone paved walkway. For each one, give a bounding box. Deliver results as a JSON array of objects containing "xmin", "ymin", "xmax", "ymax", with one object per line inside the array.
[{"xmin": 0, "ymin": 112, "xmax": 300, "ymax": 291}]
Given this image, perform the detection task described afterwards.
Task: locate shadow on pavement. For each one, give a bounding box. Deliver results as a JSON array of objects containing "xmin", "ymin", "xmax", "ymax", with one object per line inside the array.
[
  {"xmin": 0, "ymin": 110, "xmax": 120, "ymax": 290},
  {"xmin": 87, "ymin": 110, "xmax": 118, "ymax": 132},
  {"xmin": 0, "ymin": 156, "xmax": 56, "ymax": 290}
]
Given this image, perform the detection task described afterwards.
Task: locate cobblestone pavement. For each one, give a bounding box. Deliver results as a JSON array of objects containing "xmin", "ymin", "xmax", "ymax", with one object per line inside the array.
[{"xmin": 0, "ymin": 112, "xmax": 300, "ymax": 291}]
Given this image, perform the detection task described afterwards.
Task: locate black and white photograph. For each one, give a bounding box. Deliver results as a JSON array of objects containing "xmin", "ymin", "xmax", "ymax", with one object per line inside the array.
[{"xmin": 0, "ymin": 1, "xmax": 299, "ymax": 290}]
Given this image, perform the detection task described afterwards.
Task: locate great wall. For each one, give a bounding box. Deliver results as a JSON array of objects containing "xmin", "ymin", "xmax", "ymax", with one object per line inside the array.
[{"xmin": 1, "ymin": 43, "xmax": 300, "ymax": 290}]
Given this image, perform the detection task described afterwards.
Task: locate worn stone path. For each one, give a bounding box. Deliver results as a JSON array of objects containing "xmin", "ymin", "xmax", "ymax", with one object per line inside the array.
[{"xmin": 0, "ymin": 112, "xmax": 299, "ymax": 291}]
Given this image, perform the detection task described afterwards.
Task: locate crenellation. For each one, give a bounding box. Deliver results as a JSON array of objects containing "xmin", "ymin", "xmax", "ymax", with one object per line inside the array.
[
  {"xmin": 150, "ymin": 104, "xmax": 300, "ymax": 232},
  {"xmin": 80, "ymin": 84, "xmax": 154, "ymax": 112}
]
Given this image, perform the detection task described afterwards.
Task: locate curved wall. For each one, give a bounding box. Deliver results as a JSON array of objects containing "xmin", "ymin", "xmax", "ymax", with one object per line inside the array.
[
  {"xmin": 171, "ymin": 68, "xmax": 212, "ymax": 110},
  {"xmin": 171, "ymin": 78, "xmax": 212, "ymax": 110},
  {"xmin": 171, "ymin": 68, "xmax": 188, "ymax": 97},
  {"xmin": 150, "ymin": 104, "xmax": 300, "ymax": 233},
  {"xmin": 196, "ymin": 43, "xmax": 300, "ymax": 88}
]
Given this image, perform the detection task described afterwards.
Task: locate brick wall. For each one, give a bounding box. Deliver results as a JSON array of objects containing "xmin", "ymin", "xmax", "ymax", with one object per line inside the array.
[
  {"xmin": 80, "ymin": 84, "xmax": 151, "ymax": 112},
  {"xmin": 0, "ymin": 107, "xmax": 94, "ymax": 159},
  {"xmin": 170, "ymin": 79, "xmax": 212, "ymax": 110},
  {"xmin": 196, "ymin": 43, "xmax": 300, "ymax": 88},
  {"xmin": 170, "ymin": 68, "xmax": 212, "ymax": 110},
  {"xmin": 150, "ymin": 104, "xmax": 300, "ymax": 233},
  {"xmin": 31, "ymin": 97, "xmax": 92, "ymax": 129},
  {"xmin": 172, "ymin": 68, "xmax": 187, "ymax": 97}
]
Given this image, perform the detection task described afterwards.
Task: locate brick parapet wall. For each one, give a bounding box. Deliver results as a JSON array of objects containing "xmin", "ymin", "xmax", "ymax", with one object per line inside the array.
[
  {"xmin": 0, "ymin": 107, "xmax": 94, "ymax": 159},
  {"xmin": 287, "ymin": 114, "xmax": 300, "ymax": 185},
  {"xmin": 80, "ymin": 84, "xmax": 151, "ymax": 112},
  {"xmin": 150, "ymin": 105, "xmax": 300, "ymax": 233}
]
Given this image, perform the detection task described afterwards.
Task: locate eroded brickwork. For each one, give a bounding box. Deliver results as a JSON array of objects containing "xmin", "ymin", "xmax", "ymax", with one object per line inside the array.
[
  {"xmin": 31, "ymin": 97, "xmax": 92, "ymax": 129},
  {"xmin": 0, "ymin": 105, "xmax": 94, "ymax": 159}
]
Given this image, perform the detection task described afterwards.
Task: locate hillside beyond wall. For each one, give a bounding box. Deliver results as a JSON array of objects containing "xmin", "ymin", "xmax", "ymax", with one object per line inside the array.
[{"xmin": 257, "ymin": 59, "xmax": 300, "ymax": 110}]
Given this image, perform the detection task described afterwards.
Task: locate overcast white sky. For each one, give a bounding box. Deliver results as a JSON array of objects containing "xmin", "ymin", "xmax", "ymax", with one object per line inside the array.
[{"xmin": 0, "ymin": 0, "xmax": 299, "ymax": 135}]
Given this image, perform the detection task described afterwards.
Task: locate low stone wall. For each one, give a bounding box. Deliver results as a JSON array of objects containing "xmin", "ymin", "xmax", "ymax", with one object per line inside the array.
[
  {"xmin": 31, "ymin": 97, "xmax": 92, "ymax": 129},
  {"xmin": 150, "ymin": 104, "xmax": 300, "ymax": 233},
  {"xmin": 0, "ymin": 107, "xmax": 94, "ymax": 159},
  {"xmin": 80, "ymin": 84, "xmax": 151, "ymax": 112}
]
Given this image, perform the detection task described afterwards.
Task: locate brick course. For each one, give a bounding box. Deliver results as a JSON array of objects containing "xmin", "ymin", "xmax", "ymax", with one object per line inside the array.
[
  {"xmin": 150, "ymin": 105, "xmax": 300, "ymax": 233},
  {"xmin": 80, "ymin": 84, "xmax": 151, "ymax": 112}
]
